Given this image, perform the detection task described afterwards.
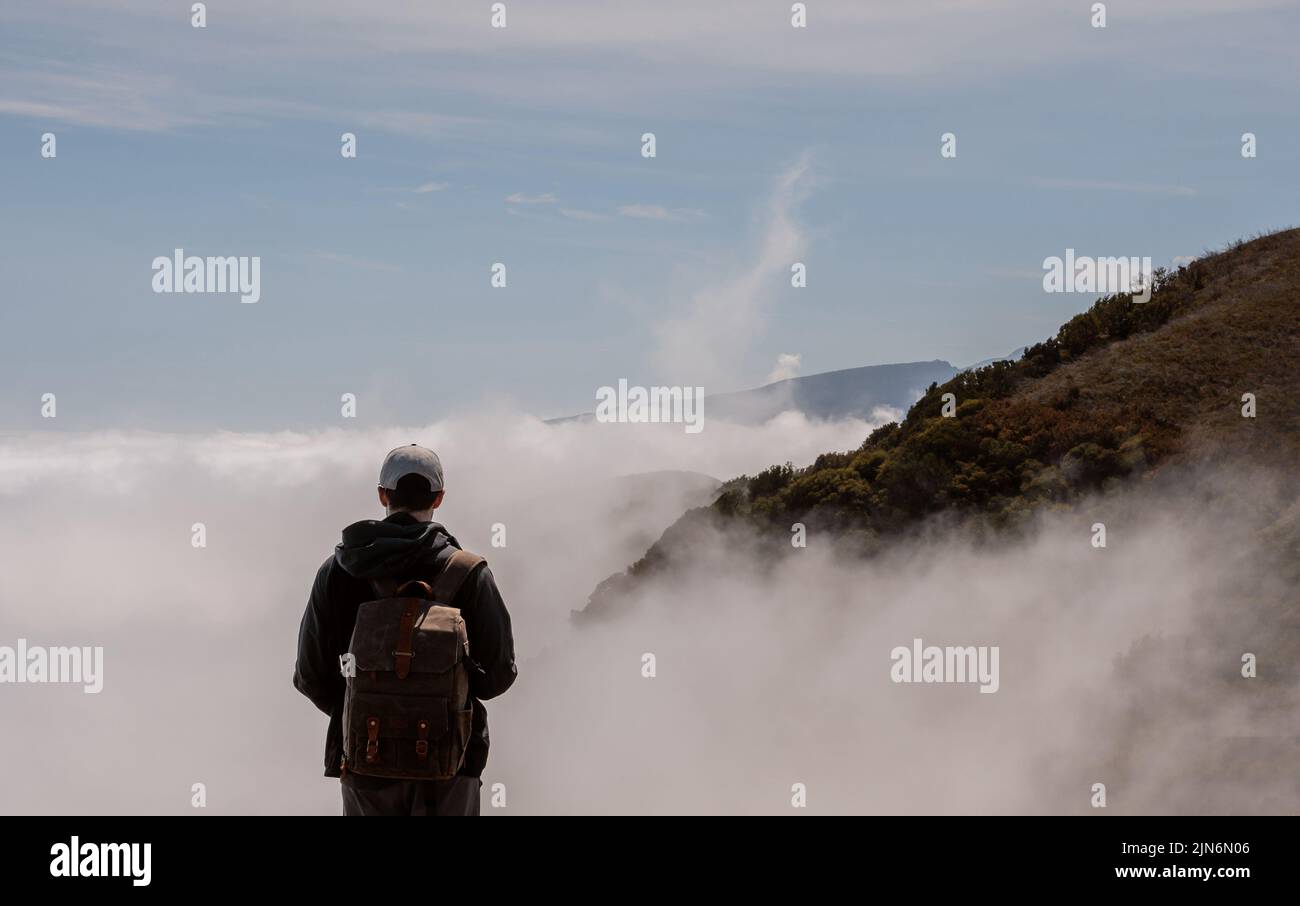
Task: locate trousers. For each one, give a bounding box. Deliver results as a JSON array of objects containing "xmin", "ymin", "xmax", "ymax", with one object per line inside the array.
[{"xmin": 341, "ymin": 775, "xmax": 481, "ymax": 816}]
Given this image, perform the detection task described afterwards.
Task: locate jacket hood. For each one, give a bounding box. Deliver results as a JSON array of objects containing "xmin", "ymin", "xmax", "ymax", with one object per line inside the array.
[{"xmin": 335, "ymin": 512, "xmax": 459, "ymax": 579}]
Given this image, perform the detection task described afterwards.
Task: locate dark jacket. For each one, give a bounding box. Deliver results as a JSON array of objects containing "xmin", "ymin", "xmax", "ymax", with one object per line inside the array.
[{"xmin": 293, "ymin": 512, "xmax": 517, "ymax": 778}]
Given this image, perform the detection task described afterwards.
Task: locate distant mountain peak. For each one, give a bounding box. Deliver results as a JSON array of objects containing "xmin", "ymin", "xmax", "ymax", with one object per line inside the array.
[{"xmin": 548, "ymin": 359, "xmax": 959, "ymax": 426}]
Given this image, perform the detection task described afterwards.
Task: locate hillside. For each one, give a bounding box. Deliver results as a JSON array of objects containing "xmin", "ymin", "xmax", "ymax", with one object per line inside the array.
[{"xmin": 581, "ymin": 228, "xmax": 1300, "ymax": 618}]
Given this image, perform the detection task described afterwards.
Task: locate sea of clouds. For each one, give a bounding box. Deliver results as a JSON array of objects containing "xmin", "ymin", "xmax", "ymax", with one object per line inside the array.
[
  {"xmin": 1, "ymin": 410, "xmax": 1295, "ymax": 815},
  {"xmin": 0, "ymin": 409, "xmax": 874, "ymax": 813}
]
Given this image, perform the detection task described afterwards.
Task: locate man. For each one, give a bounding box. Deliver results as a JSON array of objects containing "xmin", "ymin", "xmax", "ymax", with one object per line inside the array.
[{"xmin": 293, "ymin": 444, "xmax": 517, "ymax": 815}]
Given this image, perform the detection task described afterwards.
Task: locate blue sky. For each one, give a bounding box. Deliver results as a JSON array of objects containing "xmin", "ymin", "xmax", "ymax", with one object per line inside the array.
[{"xmin": 1, "ymin": 0, "xmax": 1297, "ymax": 430}]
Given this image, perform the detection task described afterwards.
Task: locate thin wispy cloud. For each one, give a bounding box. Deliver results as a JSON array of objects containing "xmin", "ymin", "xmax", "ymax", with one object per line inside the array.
[
  {"xmin": 0, "ymin": 66, "xmax": 213, "ymax": 131},
  {"xmin": 560, "ymin": 208, "xmax": 612, "ymax": 221},
  {"xmin": 653, "ymin": 151, "xmax": 815, "ymax": 388},
  {"xmin": 506, "ymin": 192, "xmax": 558, "ymax": 205},
  {"xmin": 351, "ymin": 108, "xmax": 495, "ymax": 141},
  {"xmin": 412, "ymin": 181, "xmax": 448, "ymax": 194},
  {"xmin": 3, "ymin": 1, "xmax": 1294, "ymax": 136},
  {"xmin": 618, "ymin": 204, "xmax": 706, "ymax": 222}
]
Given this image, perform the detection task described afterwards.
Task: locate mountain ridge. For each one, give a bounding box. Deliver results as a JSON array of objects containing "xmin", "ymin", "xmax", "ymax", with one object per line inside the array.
[{"xmin": 546, "ymin": 359, "xmax": 959, "ymax": 426}]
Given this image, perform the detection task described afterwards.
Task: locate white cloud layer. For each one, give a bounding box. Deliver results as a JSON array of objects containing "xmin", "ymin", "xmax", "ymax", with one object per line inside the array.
[
  {"xmin": 1, "ymin": 414, "xmax": 1291, "ymax": 814},
  {"xmin": 0, "ymin": 408, "xmax": 878, "ymax": 813}
]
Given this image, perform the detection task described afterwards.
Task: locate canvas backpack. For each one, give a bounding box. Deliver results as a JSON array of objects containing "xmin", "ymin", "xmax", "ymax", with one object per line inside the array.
[{"xmin": 341, "ymin": 549, "xmax": 484, "ymax": 780}]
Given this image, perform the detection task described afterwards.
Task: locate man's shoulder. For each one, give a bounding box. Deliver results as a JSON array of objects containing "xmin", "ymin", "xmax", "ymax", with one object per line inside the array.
[
  {"xmin": 314, "ymin": 552, "xmax": 338, "ymax": 583},
  {"xmin": 454, "ymin": 552, "xmax": 499, "ymax": 606},
  {"xmin": 444, "ymin": 544, "xmax": 486, "ymax": 566},
  {"xmin": 312, "ymin": 551, "xmax": 355, "ymax": 599},
  {"xmin": 444, "ymin": 547, "xmax": 491, "ymax": 580}
]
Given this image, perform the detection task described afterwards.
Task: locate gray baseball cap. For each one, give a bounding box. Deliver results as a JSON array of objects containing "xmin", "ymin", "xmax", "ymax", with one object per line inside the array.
[{"xmin": 378, "ymin": 444, "xmax": 444, "ymax": 493}]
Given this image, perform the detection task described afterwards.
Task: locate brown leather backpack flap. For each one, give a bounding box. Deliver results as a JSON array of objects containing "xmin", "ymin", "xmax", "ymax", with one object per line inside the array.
[{"xmin": 349, "ymin": 599, "xmax": 466, "ymax": 674}]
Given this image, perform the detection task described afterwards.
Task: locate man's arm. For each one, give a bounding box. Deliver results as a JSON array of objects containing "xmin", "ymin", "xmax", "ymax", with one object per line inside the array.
[
  {"xmin": 293, "ymin": 559, "xmax": 344, "ymax": 715},
  {"xmin": 460, "ymin": 563, "xmax": 518, "ymax": 701}
]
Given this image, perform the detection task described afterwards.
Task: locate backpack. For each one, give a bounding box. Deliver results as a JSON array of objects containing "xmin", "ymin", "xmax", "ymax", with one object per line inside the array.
[{"xmin": 341, "ymin": 549, "xmax": 484, "ymax": 780}]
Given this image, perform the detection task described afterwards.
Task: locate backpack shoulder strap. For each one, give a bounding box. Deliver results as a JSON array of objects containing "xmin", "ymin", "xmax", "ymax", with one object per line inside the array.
[{"xmin": 429, "ymin": 549, "xmax": 485, "ymax": 605}]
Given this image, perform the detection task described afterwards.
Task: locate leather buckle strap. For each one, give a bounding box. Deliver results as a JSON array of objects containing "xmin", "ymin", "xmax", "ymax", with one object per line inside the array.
[
  {"xmin": 416, "ymin": 719, "xmax": 430, "ymax": 760},
  {"xmin": 393, "ymin": 600, "xmax": 420, "ymax": 679},
  {"xmin": 364, "ymin": 717, "xmax": 380, "ymax": 763}
]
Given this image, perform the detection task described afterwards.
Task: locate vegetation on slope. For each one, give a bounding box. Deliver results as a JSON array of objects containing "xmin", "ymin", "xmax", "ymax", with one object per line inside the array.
[
  {"xmin": 580, "ymin": 228, "xmax": 1300, "ymax": 618},
  {"xmin": 720, "ymin": 229, "xmax": 1299, "ymax": 538}
]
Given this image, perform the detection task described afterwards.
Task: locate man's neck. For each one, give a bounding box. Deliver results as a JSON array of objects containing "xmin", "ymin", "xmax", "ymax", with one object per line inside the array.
[{"xmin": 386, "ymin": 508, "xmax": 435, "ymax": 523}]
